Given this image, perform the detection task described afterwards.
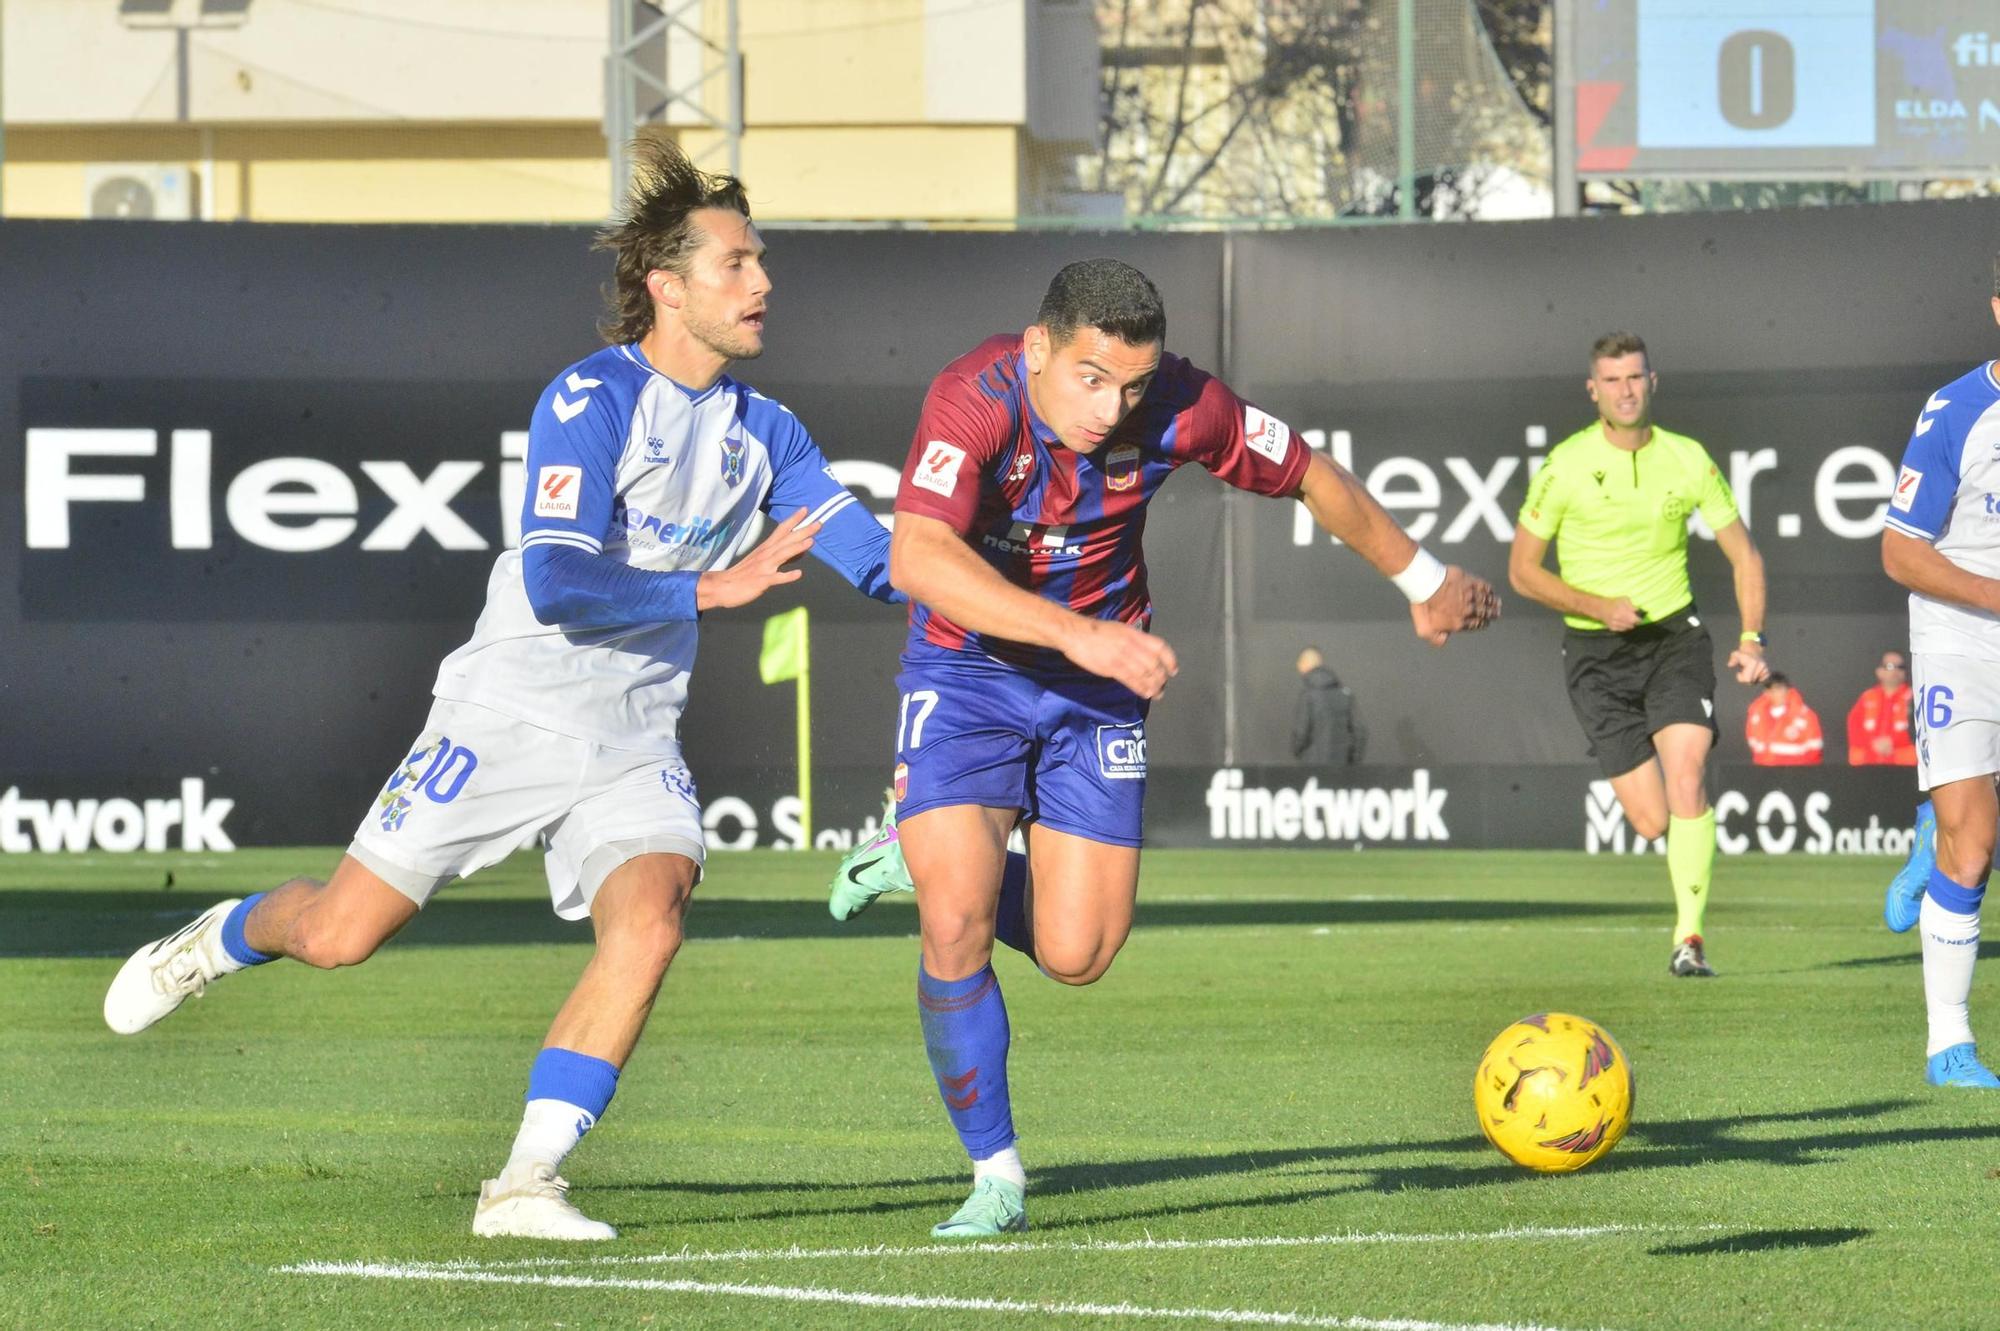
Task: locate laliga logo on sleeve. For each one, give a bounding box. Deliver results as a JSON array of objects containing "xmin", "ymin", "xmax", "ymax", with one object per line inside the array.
[
  {"xmin": 534, "ymin": 465, "xmax": 582, "ymax": 518},
  {"xmin": 914, "ymin": 441, "xmax": 966, "ymax": 497},
  {"xmin": 1096, "ymin": 724, "xmax": 1147, "ymax": 780},
  {"xmin": 1892, "ymin": 466, "xmax": 1921, "ymax": 512}
]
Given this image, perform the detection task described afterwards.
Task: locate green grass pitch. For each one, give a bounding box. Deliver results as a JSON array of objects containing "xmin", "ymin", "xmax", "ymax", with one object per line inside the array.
[{"xmin": 5, "ymin": 847, "xmax": 1998, "ymax": 1329}]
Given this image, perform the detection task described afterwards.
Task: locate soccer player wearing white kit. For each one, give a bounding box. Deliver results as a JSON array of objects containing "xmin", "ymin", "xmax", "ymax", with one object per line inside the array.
[
  {"xmin": 102, "ymin": 142, "xmax": 901, "ymax": 1232},
  {"xmin": 1880, "ymin": 272, "xmax": 2000, "ymax": 1089}
]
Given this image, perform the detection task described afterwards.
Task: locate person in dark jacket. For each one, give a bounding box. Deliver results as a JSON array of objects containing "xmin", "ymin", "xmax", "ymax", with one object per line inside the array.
[{"xmin": 1290, "ymin": 648, "xmax": 1364, "ymax": 765}]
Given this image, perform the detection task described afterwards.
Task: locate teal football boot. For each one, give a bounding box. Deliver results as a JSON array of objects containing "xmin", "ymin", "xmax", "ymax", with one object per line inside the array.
[
  {"xmin": 1884, "ymin": 800, "xmax": 1936, "ymax": 934},
  {"xmin": 930, "ymin": 1176, "xmax": 1028, "ymax": 1238},
  {"xmin": 828, "ymin": 810, "xmax": 913, "ymax": 921},
  {"xmin": 1926, "ymin": 1042, "xmax": 2000, "ymax": 1089}
]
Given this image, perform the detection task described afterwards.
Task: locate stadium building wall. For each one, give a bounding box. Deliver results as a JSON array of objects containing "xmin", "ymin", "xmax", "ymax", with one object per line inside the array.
[{"xmin": 4, "ymin": 199, "xmax": 1993, "ymax": 851}]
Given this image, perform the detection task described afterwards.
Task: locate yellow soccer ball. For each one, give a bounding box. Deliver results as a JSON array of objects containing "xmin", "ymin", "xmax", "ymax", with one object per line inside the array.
[{"xmin": 1473, "ymin": 1013, "xmax": 1633, "ymax": 1173}]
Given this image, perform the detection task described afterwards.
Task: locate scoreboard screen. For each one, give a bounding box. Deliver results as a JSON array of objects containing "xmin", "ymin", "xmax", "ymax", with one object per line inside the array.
[{"xmin": 1572, "ymin": 0, "xmax": 2000, "ymax": 178}]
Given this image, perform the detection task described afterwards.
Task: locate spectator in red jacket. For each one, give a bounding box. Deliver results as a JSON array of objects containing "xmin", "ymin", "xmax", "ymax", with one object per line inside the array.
[
  {"xmin": 1747, "ymin": 673, "xmax": 1824, "ymax": 766},
  {"xmin": 1846, "ymin": 649, "xmax": 1917, "ymax": 766}
]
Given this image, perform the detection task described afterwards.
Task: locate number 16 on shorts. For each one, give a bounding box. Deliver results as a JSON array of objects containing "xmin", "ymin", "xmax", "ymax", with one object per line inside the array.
[{"xmin": 1911, "ymin": 655, "xmax": 2000, "ymax": 789}]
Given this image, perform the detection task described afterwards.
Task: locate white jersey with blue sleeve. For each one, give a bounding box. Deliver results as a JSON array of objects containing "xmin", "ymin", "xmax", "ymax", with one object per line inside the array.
[
  {"xmin": 433, "ymin": 343, "xmax": 894, "ymax": 748},
  {"xmin": 1886, "ymin": 360, "xmax": 2000, "ymax": 659}
]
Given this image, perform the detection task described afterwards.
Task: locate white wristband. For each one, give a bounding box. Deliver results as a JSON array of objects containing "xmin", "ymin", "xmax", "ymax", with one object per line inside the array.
[{"xmin": 1390, "ymin": 547, "xmax": 1448, "ymax": 603}]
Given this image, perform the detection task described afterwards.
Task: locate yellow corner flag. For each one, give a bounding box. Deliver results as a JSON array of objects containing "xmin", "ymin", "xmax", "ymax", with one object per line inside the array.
[
  {"xmin": 758, "ymin": 606, "xmax": 809, "ymax": 684},
  {"xmin": 758, "ymin": 606, "xmax": 811, "ymax": 844}
]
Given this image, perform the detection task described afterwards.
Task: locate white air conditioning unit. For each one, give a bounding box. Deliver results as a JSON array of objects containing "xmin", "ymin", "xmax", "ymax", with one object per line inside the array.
[{"xmin": 84, "ymin": 164, "xmax": 195, "ymax": 221}]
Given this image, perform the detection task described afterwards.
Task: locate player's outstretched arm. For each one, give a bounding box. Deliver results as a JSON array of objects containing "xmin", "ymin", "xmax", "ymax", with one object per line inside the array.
[
  {"xmin": 1295, "ymin": 453, "xmax": 1498, "ymax": 645},
  {"xmin": 1507, "ymin": 526, "xmax": 1641, "ymax": 630},
  {"xmin": 1714, "ymin": 519, "xmax": 1770, "ymax": 684},
  {"xmin": 1883, "ymin": 528, "xmax": 2000, "ymax": 615},
  {"xmin": 696, "ymin": 509, "xmax": 821, "ymax": 612},
  {"xmin": 890, "ymin": 512, "xmax": 1178, "ymax": 699}
]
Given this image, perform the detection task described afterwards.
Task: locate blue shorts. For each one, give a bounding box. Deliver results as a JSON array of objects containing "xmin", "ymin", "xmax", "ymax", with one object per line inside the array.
[{"xmin": 892, "ymin": 644, "xmax": 1149, "ymax": 847}]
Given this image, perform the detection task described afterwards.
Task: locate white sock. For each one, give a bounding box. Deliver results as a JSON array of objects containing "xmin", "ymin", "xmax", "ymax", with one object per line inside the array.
[
  {"xmin": 503, "ymin": 1098, "xmax": 596, "ymax": 1178},
  {"xmin": 972, "ymin": 1146, "xmax": 1026, "ymax": 1189},
  {"xmin": 1921, "ymin": 892, "xmax": 1981, "ymax": 1057}
]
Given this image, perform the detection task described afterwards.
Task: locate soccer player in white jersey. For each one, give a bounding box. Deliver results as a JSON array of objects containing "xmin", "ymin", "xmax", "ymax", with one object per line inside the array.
[
  {"xmin": 102, "ymin": 142, "xmax": 902, "ymax": 1231},
  {"xmin": 1878, "ymin": 264, "xmax": 2000, "ymax": 1089}
]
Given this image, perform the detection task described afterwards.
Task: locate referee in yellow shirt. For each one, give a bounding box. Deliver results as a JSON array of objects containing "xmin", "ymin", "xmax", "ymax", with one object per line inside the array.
[{"xmin": 1509, "ymin": 332, "xmax": 1771, "ymax": 977}]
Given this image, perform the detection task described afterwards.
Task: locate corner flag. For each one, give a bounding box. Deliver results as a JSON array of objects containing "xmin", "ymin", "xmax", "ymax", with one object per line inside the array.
[{"xmin": 758, "ymin": 607, "xmax": 811, "ymax": 843}]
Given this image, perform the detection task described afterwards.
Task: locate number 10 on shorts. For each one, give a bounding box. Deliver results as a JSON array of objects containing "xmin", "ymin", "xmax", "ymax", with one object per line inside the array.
[{"xmin": 897, "ymin": 689, "xmax": 939, "ymax": 753}]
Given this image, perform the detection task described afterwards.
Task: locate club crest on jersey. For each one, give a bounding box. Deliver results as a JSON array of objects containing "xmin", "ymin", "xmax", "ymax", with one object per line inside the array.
[
  {"xmin": 915, "ymin": 441, "xmax": 966, "ymax": 497},
  {"xmin": 659, "ymin": 767, "xmax": 699, "ymax": 808},
  {"xmin": 1104, "ymin": 444, "xmax": 1142, "ymax": 492},
  {"xmin": 376, "ymin": 735, "xmax": 448, "ymax": 832},
  {"xmin": 1660, "ymin": 494, "xmax": 1689, "ymax": 522},
  {"xmin": 1243, "ymin": 406, "xmax": 1291, "ymax": 463},
  {"xmin": 718, "ymin": 432, "xmax": 747, "ymax": 487},
  {"xmin": 1096, "ymin": 724, "xmax": 1147, "ymax": 780}
]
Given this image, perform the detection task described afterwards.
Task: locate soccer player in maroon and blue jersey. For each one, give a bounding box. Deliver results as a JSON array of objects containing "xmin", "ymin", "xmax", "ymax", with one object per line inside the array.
[{"xmin": 829, "ymin": 259, "xmax": 1500, "ymax": 1236}]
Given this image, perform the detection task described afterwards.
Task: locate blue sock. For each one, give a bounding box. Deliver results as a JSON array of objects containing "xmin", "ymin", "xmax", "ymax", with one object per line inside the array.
[
  {"xmin": 993, "ymin": 853, "xmax": 1034, "ymax": 960},
  {"xmin": 1925, "ymin": 866, "xmax": 1986, "ymax": 915},
  {"xmin": 526, "ymin": 1047, "xmax": 621, "ymax": 1118},
  {"xmin": 918, "ymin": 964, "xmax": 1015, "ymax": 1161},
  {"xmin": 220, "ymin": 893, "xmax": 274, "ymax": 967}
]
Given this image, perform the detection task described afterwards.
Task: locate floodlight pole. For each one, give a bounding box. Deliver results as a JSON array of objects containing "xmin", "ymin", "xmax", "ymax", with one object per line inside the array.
[
  {"xmin": 1397, "ymin": 0, "xmax": 1415, "ymax": 219},
  {"xmin": 606, "ymin": 0, "xmax": 742, "ymax": 212},
  {"xmin": 116, "ymin": 1, "xmax": 253, "ymax": 221},
  {"xmin": 1552, "ymin": 0, "xmax": 1578, "ymax": 217},
  {"xmin": 1, "ymin": 0, "xmax": 8, "ymax": 218}
]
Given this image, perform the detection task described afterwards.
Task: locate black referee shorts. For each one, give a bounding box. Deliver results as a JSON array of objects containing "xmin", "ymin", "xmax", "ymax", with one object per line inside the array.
[{"xmin": 1561, "ymin": 605, "xmax": 1719, "ymax": 778}]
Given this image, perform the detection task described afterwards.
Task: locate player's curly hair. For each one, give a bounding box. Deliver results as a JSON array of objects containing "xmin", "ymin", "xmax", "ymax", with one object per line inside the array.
[
  {"xmin": 1036, "ymin": 258, "xmax": 1167, "ymax": 349},
  {"xmin": 1589, "ymin": 331, "xmax": 1648, "ymax": 370},
  {"xmin": 594, "ymin": 138, "xmax": 751, "ymax": 345}
]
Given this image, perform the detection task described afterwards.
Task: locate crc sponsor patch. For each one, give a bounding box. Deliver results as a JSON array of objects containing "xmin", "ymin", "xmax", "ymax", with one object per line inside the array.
[
  {"xmin": 1096, "ymin": 724, "xmax": 1148, "ymax": 780},
  {"xmin": 535, "ymin": 465, "xmax": 583, "ymax": 518},
  {"xmin": 913, "ymin": 442, "xmax": 966, "ymax": 497}
]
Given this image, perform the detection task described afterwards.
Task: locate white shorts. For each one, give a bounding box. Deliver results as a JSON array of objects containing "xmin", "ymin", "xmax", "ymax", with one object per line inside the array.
[
  {"xmin": 1912, "ymin": 653, "xmax": 2000, "ymax": 791},
  {"xmin": 347, "ymin": 697, "xmax": 705, "ymax": 920}
]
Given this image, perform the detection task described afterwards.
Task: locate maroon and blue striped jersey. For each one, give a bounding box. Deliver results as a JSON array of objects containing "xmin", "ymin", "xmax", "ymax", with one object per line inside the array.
[{"xmin": 894, "ymin": 333, "xmax": 1310, "ymax": 670}]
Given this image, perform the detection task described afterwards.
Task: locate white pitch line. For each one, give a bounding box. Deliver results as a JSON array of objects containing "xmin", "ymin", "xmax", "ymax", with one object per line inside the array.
[
  {"xmin": 278, "ymin": 1261, "xmax": 1607, "ymax": 1331},
  {"xmin": 459, "ymin": 1221, "xmax": 1697, "ymax": 1272}
]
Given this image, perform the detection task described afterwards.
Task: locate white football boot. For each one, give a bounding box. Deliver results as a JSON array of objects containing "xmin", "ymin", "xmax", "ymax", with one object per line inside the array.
[
  {"xmin": 473, "ymin": 1164, "xmax": 617, "ymax": 1240},
  {"xmin": 103, "ymin": 898, "xmax": 245, "ymax": 1035}
]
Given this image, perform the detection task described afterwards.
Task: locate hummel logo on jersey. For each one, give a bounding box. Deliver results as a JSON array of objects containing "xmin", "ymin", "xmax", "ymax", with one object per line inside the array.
[
  {"xmin": 940, "ymin": 1067, "xmax": 979, "ymax": 1110},
  {"xmin": 551, "ymin": 371, "xmax": 603, "ymax": 424},
  {"xmin": 534, "ymin": 465, "xmax": 582, "ymax": 518},
  {"xmin": 1006, "ymin": 450, "xmax": 1034, "ymax": 484},
  {"xmin": 1914, "ymin": 394, "xmax": 1949, "ymax": 436},
  {"xmin": 914, "ymin": 441, "xmax": 966, "ymax": 497}
]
